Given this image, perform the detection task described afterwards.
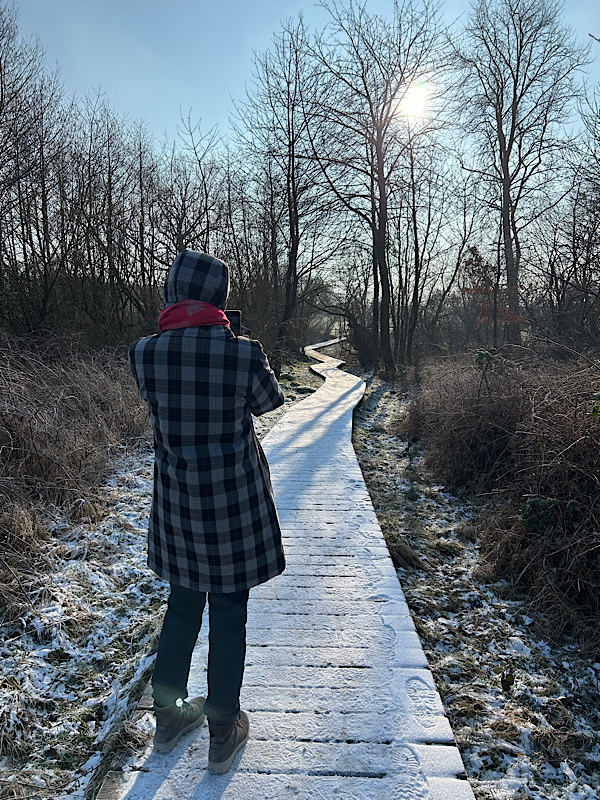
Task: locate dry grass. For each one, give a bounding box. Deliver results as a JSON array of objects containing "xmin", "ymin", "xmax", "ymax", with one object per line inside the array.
[
  {"xmin": 0, "ymin": 333, "xmax": 149, "ymax": 621},
  {"xmin": 406, "ymin": 355, "xmax": 526, "ymax": 494},
  {"xmin": 408, "ymin": 347, "xmax": 600, "ymax": 654}
]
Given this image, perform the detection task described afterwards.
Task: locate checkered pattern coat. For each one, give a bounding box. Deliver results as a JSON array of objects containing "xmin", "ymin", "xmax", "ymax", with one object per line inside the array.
[{"xmin": 129, "ymin": 251, "xmax": 285, "ymax": 593}]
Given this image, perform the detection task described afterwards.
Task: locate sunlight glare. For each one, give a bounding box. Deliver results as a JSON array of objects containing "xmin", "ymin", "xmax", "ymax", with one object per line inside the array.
[{"xmin": 398, "ymin": 84, "xmax": 427, "ymax": 120}]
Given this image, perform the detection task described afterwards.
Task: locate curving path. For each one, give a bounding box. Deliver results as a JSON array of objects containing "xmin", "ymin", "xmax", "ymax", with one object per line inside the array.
[{"xmin": 99, "ymin": 339, "xmax": 475, "ymax": 800}]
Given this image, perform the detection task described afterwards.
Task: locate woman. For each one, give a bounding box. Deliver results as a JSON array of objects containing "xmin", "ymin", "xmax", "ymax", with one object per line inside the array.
[{"xmin": 129, "ymin": 250, "xmax": 285, "ymax": 772}]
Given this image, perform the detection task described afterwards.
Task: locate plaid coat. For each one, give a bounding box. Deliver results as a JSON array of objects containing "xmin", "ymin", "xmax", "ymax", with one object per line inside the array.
[{"xmin": 129, "ymin": 251, "xmax": 285, "ymax": 593}]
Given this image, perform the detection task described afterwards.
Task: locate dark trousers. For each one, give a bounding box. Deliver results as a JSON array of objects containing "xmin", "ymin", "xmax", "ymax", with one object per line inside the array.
[{"xmin": 152, "ymin": 583, "xmax": 249, "ymax": 725}]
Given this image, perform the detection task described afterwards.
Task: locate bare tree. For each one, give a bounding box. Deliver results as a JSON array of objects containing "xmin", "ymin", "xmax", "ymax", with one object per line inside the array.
[
  {"xmin": 419, "ymin": 171, "xmax": 482, "ymax": 351},
  {"xmin": 0, "ymin": 3, "xmax": 59, "ymax": 321},
  {"xmin": 580, "ymin": 87, "xmax": 600, "ymax": 191},
  {"xmin": 0, "ymin": 4, "xmax": 46, "ymax": 197},
  {"xmin": 219, "ymin": 150, "xmax": 285, "ymax": 347},
  {"xmin": 233, "ymin": 20, "xmax": 333, "ymax": 370},
  {"xmin": 524, "ymin": 176, "xmax": 600, "ymax": 347},
  {"xmin": 389, "ymin": 133, "xmax": 457, "ymax": 362},
  {"xmin": 10, "ymin": 74, "xmax": 77, "ymax": 330},
  {"xmin": 302, "ymin": 0, "xmax": 443, "ymax": 376},
  {"xmin": 178, "ymin": 116, "xmax": 223, "ymax": 254},
  {"xmin": 156, "ymin": 124, "xmax": 222, "ymax": 259},
  {"xmin": 452, "ymin": 0, "xmax": 590, "ymax": 343}
]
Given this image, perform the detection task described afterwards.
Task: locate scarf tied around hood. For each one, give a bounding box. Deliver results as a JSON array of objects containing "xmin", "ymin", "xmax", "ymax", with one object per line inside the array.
[{"xmin": 158, "ymin": 299, "xmax": 230, "ymax": 331}]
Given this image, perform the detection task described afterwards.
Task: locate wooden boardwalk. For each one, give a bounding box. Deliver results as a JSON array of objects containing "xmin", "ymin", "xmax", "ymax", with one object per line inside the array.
[{"xmin": 98, "ymin": 340, "xmax": 475, "ymax": 800}]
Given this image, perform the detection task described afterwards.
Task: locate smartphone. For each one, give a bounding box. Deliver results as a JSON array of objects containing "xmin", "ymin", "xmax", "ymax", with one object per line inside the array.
[{"xmin": 225, "ymin": 310, "xmax": 242, "ymax": 336}]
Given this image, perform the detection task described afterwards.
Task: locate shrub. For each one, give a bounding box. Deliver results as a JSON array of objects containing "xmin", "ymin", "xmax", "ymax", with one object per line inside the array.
[
  {"xmin": 408, "ymin": 353, "xmax": 525, "ymax": 493},
  {"xmin": 0, "ymin": 333, "xmax": 149, "ymax": 619},
  {"xmin": 410, "ymin": 348, "xmax": 600, "ymax": 652}
]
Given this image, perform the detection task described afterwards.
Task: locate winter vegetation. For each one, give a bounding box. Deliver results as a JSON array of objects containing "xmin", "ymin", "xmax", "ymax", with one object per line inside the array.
[{"xmin": 0, "ymin": 0, "xmax": 599, "ymax": 796}]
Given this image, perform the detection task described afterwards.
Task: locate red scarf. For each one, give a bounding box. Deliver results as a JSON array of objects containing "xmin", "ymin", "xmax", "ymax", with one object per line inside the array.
[{"xmin": 158, "ymin": 299, "xmax": 230, "ymax": 331}]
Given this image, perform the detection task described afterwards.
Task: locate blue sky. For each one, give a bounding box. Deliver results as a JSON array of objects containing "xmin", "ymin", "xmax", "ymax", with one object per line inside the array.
[{"xmin": 14, "ymin": 0, "xmax": 600, "ymax": 141}]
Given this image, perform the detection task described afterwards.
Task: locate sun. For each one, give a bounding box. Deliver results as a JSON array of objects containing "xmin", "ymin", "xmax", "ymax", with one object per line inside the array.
[{"xmin": 398, "ymin": 84, "xmax": 427, "ymax": 120}]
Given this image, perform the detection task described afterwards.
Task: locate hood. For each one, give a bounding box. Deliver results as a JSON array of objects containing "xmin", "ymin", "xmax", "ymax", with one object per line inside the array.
[{"xmin": 163, "ymin": 250, "xmax": 230, "ymax": 309}]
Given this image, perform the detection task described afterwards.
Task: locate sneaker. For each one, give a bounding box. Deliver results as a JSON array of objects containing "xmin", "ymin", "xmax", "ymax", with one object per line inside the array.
[
  {"xmin": 153, "ymin": 695, "xmax": 206, "ymax": 754},
  {"xmin": 207, "ymin": 711, "xmax": 250, "ymax": 773}
]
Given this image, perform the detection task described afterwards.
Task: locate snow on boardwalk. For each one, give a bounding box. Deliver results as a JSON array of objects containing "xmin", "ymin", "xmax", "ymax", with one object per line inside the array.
[{"xmin": 100, "ymin": 340, "xmax": 475, "ymax": 800}]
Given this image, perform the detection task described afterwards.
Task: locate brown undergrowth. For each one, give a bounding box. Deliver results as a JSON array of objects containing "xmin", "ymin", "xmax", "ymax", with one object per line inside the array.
[
  {"xmin": 407, "ymin": 346, "xmax": 600, "ymax": 654},
  {"xmin": 0, "ymin": 333, "xmax": 149, "ymax": 624}
]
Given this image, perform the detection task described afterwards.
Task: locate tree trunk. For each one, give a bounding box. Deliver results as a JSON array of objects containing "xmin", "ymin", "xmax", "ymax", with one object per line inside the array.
[
  {"xmin": 501, "ymin": 179, "xmax": 521, "ymax": 343},
  {"xmin": 371, "ymin": 242, "xmax": 380, "ymax": 370},
  {"xmin": 375, "ymin": 136, "xmax": 395, "ymax": 379}
]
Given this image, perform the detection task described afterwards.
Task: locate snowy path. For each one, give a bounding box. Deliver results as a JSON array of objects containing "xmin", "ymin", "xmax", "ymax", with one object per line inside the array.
[{"xmin": 99, "ymin": 340, "xmax": 475, "ymax": 800}]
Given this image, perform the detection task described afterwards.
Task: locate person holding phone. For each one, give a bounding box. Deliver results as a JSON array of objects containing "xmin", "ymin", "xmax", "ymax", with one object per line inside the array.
[{"xmin": 129, "ymin": 250, "xmax": 285, "ymax": 772}]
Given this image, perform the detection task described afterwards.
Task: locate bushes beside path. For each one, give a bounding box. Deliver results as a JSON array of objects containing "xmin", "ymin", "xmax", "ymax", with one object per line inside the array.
[
  {"xmin": 408, "ymin": 345, "xmax": 600, "ymax": 654},
  {"xmin": 0, "ymin": 334, "xmax": 149, "ymax": 623}
]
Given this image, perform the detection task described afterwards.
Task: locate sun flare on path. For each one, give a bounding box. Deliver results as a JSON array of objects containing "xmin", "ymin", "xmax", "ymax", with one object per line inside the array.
[{"xmin": 398, "ymin": 83, "xmax": 427, "ymax": 120}]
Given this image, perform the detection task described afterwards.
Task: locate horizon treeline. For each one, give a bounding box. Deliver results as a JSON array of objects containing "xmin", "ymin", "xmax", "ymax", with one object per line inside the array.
[{"xmin": 0, "ymin": 0, "xmax": 598, "ymax": 373}]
